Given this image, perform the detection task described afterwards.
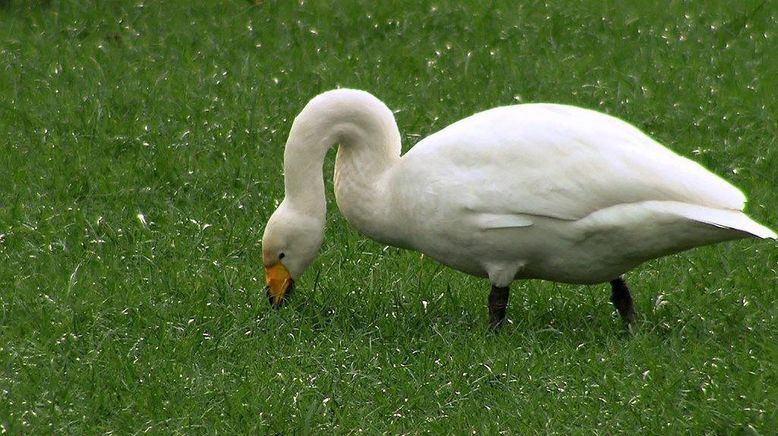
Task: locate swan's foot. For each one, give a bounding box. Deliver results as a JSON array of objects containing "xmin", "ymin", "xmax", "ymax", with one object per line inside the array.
[
  {"xmin": 488, "ymin": 285, "xmax": 510, "ymax": 330},
  {"xmin": 610, "ymin": 276, "xmax": 636, "ymax": 327}
]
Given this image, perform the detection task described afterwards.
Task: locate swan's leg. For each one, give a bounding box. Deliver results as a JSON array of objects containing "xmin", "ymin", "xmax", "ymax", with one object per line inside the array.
[
  {"xmin": 488, "ymin": 285, "xmax": 510, "ymax": 329},
  {"xmin": 610, "ymin": 276, "xmax": 636, "ymax": 325}
]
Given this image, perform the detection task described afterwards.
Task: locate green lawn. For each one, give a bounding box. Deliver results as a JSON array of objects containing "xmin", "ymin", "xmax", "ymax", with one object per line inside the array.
[{"xmin": 1, "ymin": 0, "xmax": 777, "ymax": 433}]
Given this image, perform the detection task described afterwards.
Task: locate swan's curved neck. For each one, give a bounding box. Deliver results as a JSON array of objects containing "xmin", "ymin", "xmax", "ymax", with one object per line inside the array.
[{"xmin": 282, "ymin": 90, "xmax": 402, "ymax": 235}]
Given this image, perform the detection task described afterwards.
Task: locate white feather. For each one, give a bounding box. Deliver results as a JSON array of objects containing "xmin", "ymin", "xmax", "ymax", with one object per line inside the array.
[{"xmin": 264, "ymin": 89, "xmax": 775, "ymax": 287}]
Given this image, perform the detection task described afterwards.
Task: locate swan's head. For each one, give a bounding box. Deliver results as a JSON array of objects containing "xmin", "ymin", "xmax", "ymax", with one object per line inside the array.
[{"xmin": 261, "ymin": 200, "xmax": 325, "ymax": 307}]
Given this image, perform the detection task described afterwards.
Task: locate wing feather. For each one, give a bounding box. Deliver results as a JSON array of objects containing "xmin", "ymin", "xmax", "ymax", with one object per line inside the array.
[{"xmin": 401, "ymin": 103, "xmax": 747, "ymax": 227}]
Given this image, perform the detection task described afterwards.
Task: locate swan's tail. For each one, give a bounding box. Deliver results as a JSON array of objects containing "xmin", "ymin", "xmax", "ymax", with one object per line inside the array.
[{"xmin": 661, "ymin": 202, "xmax": 777, "ymax": 239}]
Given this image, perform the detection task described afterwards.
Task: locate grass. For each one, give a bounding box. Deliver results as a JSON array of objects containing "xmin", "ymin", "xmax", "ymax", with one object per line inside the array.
[{"xmin": 1, "ymin": 0, "xmax": 777, "ymax": 433}]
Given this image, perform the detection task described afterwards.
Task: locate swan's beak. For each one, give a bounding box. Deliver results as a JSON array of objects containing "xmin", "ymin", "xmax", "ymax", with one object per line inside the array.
[{"xmin": 264, "ymin": 262, "xmax": 293, "ymax": 307}]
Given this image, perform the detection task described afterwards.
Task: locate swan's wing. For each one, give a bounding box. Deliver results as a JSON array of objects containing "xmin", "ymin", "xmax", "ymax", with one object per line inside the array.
[{"xmin": 401, "ymin": 103, "xmax": 748, "ymax": 229}]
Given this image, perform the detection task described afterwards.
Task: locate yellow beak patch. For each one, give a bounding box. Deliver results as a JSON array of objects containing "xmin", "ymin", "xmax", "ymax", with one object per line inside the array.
[{"xmin": 265, "ymin": 262, "xmax": 292, "ymax": 306}]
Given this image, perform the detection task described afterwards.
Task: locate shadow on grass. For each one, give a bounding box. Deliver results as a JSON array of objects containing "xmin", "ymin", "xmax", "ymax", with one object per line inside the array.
[{"xmin": 259, "ymin": 285, "xmax": 639, "ymax": 350}]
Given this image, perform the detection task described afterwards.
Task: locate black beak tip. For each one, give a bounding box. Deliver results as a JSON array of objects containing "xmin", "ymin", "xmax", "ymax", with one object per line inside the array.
[
  {"xmin": 266, "ymin": 291, "xmax": 274, "ymax": 307},
  {"xmin": 265, "ymin": 287, "xmax": 281, "ymax": 308},
  {"xmin": 265, "ymin": 280, "xmax": 294, "ymax": 308}
]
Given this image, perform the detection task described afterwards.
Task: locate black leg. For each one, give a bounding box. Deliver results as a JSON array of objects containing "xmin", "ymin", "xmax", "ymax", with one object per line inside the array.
[
  {"xmin": 488, "ymin": 285, "xmax": 510, "ymax": 330},
  {"xmin": 610, "ymin": 276, "xmax": 636, "ymax": 326}
]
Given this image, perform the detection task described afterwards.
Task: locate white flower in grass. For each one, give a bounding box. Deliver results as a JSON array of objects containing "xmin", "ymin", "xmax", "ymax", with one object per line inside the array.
[{"xmin": 137, "ymin": 212, "xmax": 148, "ymax": 227}]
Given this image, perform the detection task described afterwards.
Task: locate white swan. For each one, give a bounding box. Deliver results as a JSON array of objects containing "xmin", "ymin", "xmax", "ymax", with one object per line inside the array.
[{"xmin": 262, "ymin": 89, "xmax": 776, "ymax": 328}]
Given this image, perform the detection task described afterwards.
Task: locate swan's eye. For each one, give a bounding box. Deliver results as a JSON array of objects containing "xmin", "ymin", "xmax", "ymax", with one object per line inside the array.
[{"xmin": 279, "ymin": 252, "xmax": 285, "ymax": 260}]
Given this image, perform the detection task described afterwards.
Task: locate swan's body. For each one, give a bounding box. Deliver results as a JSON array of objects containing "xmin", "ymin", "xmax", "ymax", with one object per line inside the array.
[{"xmin": 262, "ymin": 89, "xmax": 775, "ymax": 326}]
